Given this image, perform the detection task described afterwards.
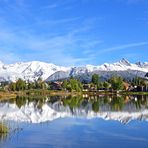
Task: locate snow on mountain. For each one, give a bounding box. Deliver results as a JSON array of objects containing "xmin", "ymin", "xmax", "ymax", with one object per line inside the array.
[
  {"xmin": 85, "ymin": 58, "xmax": 148, "ymax": 72},
  {"xmin": 47, "ymin": 58, "xmax": 148, "ymax": 81},
  {"xmin": 67, "ymin": 58, "xmax": 148, "ymax": 75},
  {"xmin": 0, "ymin": 101, "xmax": 148, "ymax": 124},
  {"xmin": 0, "ymin": 59, "xmax": 148, "ymax": 82},
  {"xmin": 0, "ymin": 61, "xmax": 4, "ymax": 66},
  {"xmin": 0, "ymin": 61, "xmax": 70, "ymax": 82}
]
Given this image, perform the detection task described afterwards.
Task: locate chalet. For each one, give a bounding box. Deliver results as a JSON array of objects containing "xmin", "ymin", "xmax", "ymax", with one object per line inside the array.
[
  {"xmin": 50, "ymin": 81, "xmax": 63, "ymax": 90},
  {"xmin": 123, "ymin": 82, "xmax": 131, "ymax": 91},
  {"xmin": 83, "ymin": 84, "xmax": 97, "ymax": 92},
  {"xmin": 83, "ymin": 84, "xmax": 91, "ymax": 91}
]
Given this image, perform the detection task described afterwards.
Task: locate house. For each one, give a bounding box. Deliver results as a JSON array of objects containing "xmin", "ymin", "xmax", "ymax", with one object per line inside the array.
[
  {"xmin": 50, "ymin": 81, "xmax": 63, "ymax": 90},
  {"xmin": 132, "ymin": 86, "xmax": 148, "ymax": 92},
  {"xmin": 83, "ymin": 84, "xmax": 98, "ymax": 92},
  {"xmin": 83, "ymin": 84, "xmax": 91, "ymax": 91},
  {"xmin": 123, "ymin": 82, "xmax": 131, "ymax": 91}
]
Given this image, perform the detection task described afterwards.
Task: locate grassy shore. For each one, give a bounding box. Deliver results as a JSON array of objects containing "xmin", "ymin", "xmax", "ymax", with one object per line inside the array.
[
  {"xmin": 0, "ymin": 89, "xmax": 148, "ymax": 101},
  {"xmin": 16, "ymin": 89, "xmax": 83, "ymax": 96},
  {"xmin": 83, "ymin": 90, "xmax": 148, "ymax": 96},
  {"xmin": 0, "ymin": 91, "xmax": 16, "ymax": 100},
  {"xmin": 119, "ymin": 91, "xmax": 148, "ymax": 95},
  {"xmin": 0, "ymin": 90, "xmax": 82, "ymax": 100}
]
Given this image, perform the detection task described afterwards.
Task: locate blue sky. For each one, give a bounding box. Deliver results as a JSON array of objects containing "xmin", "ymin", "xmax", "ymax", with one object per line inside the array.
[{"xmin": 0, "ymin": 0, "xmax": 148, "ymax": 66}]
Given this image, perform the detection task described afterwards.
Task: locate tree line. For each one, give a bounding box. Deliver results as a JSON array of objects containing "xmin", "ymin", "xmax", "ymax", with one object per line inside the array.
[
  {"xmin": 8, "ymin": 78, "xmax": 47, "ymax": 91},
  {"xmin": 3, "ymin": 74, "xmax": 148, "ymax": 92}
]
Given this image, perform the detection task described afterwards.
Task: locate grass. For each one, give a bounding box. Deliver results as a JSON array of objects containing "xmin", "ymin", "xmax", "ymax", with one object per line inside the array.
[
  {"xmin": 0, "ymin": 89, "xmax": 148, "ymax": 101},
  {"xmin": 13, "ymin": 89, "xmax": 82, "ymax": 97},
  {"xmin": 0, "ymin": 91, "xmax": 16, "ymax": 101},
  {"xmin": 0, "ymin": 123, "xmax": 8, "ymax": 133},
  {"xmin": 83, "ymin": 90, "xmax": 148, "ymax": 96},
  {"xmin": 119, "ymin": 91, "xmax": 148, "ymax": 95}
]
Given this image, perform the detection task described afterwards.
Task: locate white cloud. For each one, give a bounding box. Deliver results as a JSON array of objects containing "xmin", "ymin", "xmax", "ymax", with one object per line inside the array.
[
  {"xmin": 0, "ymin": 16, "xmax": 100, "ymax": 66},
  {"xmin": 96, "ymin": 41, "xmax": 148, "ymax": 54}
]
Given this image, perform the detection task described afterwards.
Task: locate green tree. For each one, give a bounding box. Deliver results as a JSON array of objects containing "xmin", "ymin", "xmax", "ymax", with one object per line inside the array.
[
  {"xmin": 9, "ymin": 82, "xmax": 16, "ymax": 91},
  {"xmin": 97, "ymin": 82, "xmax": 103, "ymax": 90},
  {"xmin": 62, "ymin": 80, "xmax": 68, "ymax": 90},
  {"xmin": 92, "ymin": 74, "xmax": 99, "ymax": 85},
  {"xmin": 103, "ymin": 81, "xmax": 111, "ymax": 90},
  {"xmin": 27, "ymin": 81, "xmax": 35, "ymax": 89},
  {"xmin": 16, "ymin": 79, "xmax": 26, "ymax": 91},
  {"xmin": 62, "ymin": 78, "xmax": 83, "ymax": 92},
  {"xmin": 109, "ymin": 76, "xmax": 124, "ymax": 90},
  {"xmin": 132, "ymin": 77, "xmax": 148, "ymax": 86},
  {"xmin": 34, "ymin": 78, "xmax": 46, "ymax": 89}
]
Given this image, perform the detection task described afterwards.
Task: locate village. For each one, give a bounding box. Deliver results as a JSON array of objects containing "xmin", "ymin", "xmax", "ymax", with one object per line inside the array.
[{"xmin": 0, "ymin": 74, "xmax": 148, "ymax": 95}]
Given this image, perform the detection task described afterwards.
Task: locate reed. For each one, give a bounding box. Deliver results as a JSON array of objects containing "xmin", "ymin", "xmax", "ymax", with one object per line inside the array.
[{"xmin": 0, "ymin": 123, "xmax": 8, "ymax": 133}]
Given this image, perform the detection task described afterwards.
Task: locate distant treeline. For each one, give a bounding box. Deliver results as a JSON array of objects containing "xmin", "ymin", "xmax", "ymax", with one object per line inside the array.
[{"xmin": 0, "ymin": 74, "xmax": 148, "ymax": 92}]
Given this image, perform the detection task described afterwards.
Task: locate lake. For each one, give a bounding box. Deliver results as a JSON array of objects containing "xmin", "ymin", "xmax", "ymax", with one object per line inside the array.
[{"xmin": 0, "ymin": 95, "xmax": 148, "ymax": 148}]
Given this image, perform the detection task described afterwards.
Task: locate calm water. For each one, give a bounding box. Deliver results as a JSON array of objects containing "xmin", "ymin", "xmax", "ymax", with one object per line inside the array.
[{"xmin": 0, "ymin": 95, "xmax": 148, "ymax": 148}]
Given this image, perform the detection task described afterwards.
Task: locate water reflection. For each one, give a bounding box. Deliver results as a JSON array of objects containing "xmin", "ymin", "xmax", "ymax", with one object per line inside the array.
[
  {"xmin": 0, "ymin": 95, "xmax": 148, "ymax": 124},
  {"xmin": 7, "ymin": 95, "xmax": 148, "ymax": 111}
]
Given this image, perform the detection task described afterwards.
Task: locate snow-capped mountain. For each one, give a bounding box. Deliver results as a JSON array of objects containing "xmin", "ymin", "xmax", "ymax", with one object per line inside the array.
[
  {"xmin": 0, "ymin": 100, "xmax": 148, "ymax": 124},
  {"xmin": 0, "ymin": 61, "xmax": 69, "ymax": 82},
  {"xmin": 47, "ymin": 58, "xmax": 148, "ymax": 82},
  {"xmin": 69, "ymin": 58, "xmax": 148, "ymax": 74},
  {"xmin": 0, "ymin": 58, "xmax": 148, "ymax": 82}
]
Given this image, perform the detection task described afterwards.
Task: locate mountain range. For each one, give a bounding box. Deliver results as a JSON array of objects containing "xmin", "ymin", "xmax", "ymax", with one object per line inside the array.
[{"xmin": 0, "ymin": 58, "xmax": 148, "ymax": 82}]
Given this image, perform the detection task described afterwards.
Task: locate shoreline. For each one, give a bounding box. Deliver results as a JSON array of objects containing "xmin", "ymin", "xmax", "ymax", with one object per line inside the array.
[
  {"xmin": 0, "ymin": 90, "xmax": 148, "ymax": 100},
  {"xmin": 0, "ymin": 91, "xmax": 17, "ymax": 101}
]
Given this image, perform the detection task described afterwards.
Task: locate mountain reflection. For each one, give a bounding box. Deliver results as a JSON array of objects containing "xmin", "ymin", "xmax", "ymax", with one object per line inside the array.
[{"xmin": 0, "ymin": 95, "xmax": 148, "ymax": 124}]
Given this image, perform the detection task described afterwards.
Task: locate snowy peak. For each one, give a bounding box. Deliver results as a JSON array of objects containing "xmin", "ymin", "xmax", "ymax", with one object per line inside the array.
[
  {"xmin": 0, "ymin": 59, "xmax": 148, "ymax": 82},
  {"xmin": 96, "ymin": 59, "xmax": 148, "ymax": 72},
  {"xmin": 119, "ymin": 58, "xmax": 131, "ymax": 66},
  {"xmin": 0, "ymin": 61, "xmax": 70, "ymax": 82}
]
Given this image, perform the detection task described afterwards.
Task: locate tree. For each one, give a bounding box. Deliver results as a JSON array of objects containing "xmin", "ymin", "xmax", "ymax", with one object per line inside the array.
[
  {"xmin": 69, "ymin": 78, "xmax": 83, "ymax": 92},
  {"xmin": 103, "ymin": 81, "xmax": 111, "ymax": 90},
  {"xmin": 97, "ymin": 82, "xmax": 103, "ymax": 90},
  {"xmin": 92, "ymin": 74, "xmax": 99, "ymax": 85},
  {"xmin": 9, "ymin": 82, "xmax": 16, "ymax": 91},
  {"xmin": 132, "ymin": 77, "xmax": 148, "ymax": 86},
  {"xmin": 109, "ymin": 76, "xmax": 124, "ymax": 90},
  {"xmin": 27, "ymin": 81, "xmax": 35, "ymax": 89},
  {"xmin": 62, "ymin": 78, "xmax": 83, "ymax": 92},
  {"xmin": 62, "ymin": 80, "xmax": 68, "ymax": 90},
  {"xmin": 34, "ymin": 78, "xmax": 46, "ymax": 89},
  {"xmin": 16, "ymin": 79, "xmax": 26, "ymax": 91}
]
